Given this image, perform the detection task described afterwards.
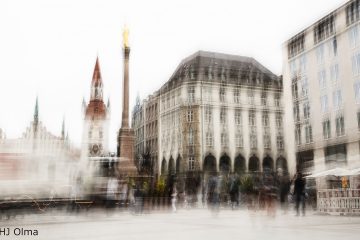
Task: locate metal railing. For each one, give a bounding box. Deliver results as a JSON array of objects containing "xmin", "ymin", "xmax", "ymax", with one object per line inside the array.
[{"xmin": 317, "ymin": 189, "xmax": 360, "ymax": 215}]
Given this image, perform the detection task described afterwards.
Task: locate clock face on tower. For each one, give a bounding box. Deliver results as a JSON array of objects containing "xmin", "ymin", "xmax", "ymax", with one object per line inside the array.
[{"xmin": 90, "ymin": 144, "xmax": 101, "ymax": 156}]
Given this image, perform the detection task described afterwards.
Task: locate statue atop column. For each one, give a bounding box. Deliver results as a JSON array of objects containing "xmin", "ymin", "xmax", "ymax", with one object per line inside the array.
[{"xmin": 117, "ymin": 26, "xmax": 137, "ymax": 176}]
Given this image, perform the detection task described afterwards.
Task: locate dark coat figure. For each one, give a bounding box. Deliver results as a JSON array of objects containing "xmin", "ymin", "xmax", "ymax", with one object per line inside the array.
[
  {"xmin": 278, "ymin": 173, "xmax": 291, "ymax": 211},
  {"xmin": 229, "ymin": 176, "xmax": 240, "ymax": 209},
  {"xmin": 134, "ymin": 186, "xmax": 144, "ymax": 214},
  {"xmin": 207, "ymin": 175, "xmax": 220, "ymax": 210},
  {"xmin": 294, "ymin": 173, "xmax": 306, "ymax": 216}
]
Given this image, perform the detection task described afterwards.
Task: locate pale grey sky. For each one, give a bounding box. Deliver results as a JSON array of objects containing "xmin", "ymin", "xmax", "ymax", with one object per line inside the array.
[{"xmin": 0, "ymin": 0, "xmax": 347, "ymax": 150}]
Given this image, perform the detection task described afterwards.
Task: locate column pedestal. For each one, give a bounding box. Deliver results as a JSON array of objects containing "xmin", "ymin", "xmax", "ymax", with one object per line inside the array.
[{"xmin": 117, "ymin": 128, "xmax": 137, "ymax": 176}]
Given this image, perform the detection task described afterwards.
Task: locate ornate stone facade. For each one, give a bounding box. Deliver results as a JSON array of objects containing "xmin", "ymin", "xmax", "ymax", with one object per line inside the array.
[{"xmin": 133, "ymin": 51, "xmax": 290, "ymax": 176}]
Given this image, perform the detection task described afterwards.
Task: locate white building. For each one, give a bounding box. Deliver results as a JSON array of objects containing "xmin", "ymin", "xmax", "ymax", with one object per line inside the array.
[
  {"xmin": 0, "ymin": 98, "xmax": 80, "ymax": 198},
  {"xmin": 134, "ymin": 51, "xmax": 291, "ymax": 176},
  {"xmin": 282, "ymin": 0, "xmax": 360, "ymax": 175}
]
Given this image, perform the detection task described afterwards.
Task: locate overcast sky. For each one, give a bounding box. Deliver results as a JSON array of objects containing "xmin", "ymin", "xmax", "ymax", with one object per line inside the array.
[{"xmin": 0, "ymin": 0, "xmax": 347, "ymax": 151}]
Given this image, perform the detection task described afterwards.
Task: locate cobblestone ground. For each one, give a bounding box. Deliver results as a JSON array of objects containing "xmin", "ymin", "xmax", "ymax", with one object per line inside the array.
[{"xmin": 1, "ymin": 208, "xmax": 360, "ymax": 240}]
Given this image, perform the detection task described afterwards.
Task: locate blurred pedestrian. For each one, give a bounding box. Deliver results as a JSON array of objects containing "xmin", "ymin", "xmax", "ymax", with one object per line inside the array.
[
  {"xmin": 171, "ymin": 185, "xmax": 177, "ymax": 213},
  {"xmin": 277, "ymin": 169, "xmax": 291, "ymax": 214},
  {"xmin": 229, "ymin": 175, "xmax": 239, "ymax": 209},
  {"xmin": 294, "ymin": 172, "xmax": 306, "ymax": 216}
]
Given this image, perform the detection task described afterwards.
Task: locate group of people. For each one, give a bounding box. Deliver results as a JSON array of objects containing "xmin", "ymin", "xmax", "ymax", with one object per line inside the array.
[{"xmin": 201, "ymin": 171, "xmax": 308, "ymax": 216}]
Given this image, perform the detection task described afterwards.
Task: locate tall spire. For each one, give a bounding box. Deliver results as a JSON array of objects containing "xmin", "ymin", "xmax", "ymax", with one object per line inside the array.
[
  {"xmin": 107, "ymin": 98, "xmax": 110, "ymax": 108},
  {"xmin": 34, "ymin": 96, "xmax": 39, "ymax": 125},
  {"xmin": 61, "ymin": 116, "xmax": 65, "ymax": 140},
  {"xmin": 90, "ymin": 57, "xmax": 103, "ymax": 100},
  {"xmin": 92, "ymin": 56, "xmax": 102, "ymax": 86}
]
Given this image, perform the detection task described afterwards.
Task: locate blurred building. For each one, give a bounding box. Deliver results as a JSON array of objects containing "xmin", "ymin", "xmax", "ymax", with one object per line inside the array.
[
  {"xmin": 282, "ymin": 0, "xmax": 360, "ymax": 175},
  {"xmin": 132, "ymin": 92, "xmax": 159, "ymax": 175},
  {"xmin": 0, "ymin": 98, "xmax": 80, "ymax": 197},
  {"xmin": 133, "ymin": 51, "xmax": 290, "ymax": 176}
]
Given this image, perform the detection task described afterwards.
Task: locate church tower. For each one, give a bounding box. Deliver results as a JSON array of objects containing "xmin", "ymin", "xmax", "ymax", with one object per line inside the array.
[{"xmin": 81, "ymin": 57, "xmax": 110, "ymax": 162}]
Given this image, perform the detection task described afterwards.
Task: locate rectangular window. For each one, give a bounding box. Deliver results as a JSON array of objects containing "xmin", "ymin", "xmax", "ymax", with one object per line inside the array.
[
  {"xmin": 206, "ymin": 87, "xmax": 212, "ymax": 101},
  {"xmin": 188, "ymin": 128, "xmax": 194, "ymax": 145},
  {"xmin": 299, "ymin": 55, "xmax": 306, "ymax": 73},
  {"xmin": 220, "ymin": 87, "xmax": 225, "ymax": 102},
  {"xmin": 220, "ymin": 108, "xmax": 226, "ymax": 124},
  {"xmin": 301, "ymin": 76, "xmax": 308, "ymax": 97},
  {"xmin": 249, "ymin": 111, "xmax": 256, "ymax": 126},
  {"xmin": 320, "ymin": 95, "xmax": 328, "ymax": 113},
  {"xmin": 314, "ymin": 15, "xmax": 335, "ymax": 44},
  {"xmin": 188, "ymin": 156, "xmax": 195, "ymax": 171},
  {"xmin": 187, "ymin": 110, "xmax": 193, "ymax": 122},
  {"xmin": 333, "ymin": 37, "xmax": 338, "ymax": 56},
  {"xmin": 277, "ymin": 135, "xmax": 284, "ymax": 150},
  {"xmin": 234, "ymin": 89, "xmax": 240, "ymax": 103},
  {"xmin": 250, "ymin": 135, "xmax": 257, "ymax": 149},
  {"xmin": 349, "ymin": 25, "xmax": 360, "ymax": 47},
  {"xmin": 295, "ymin": 125, "xmax": 301, "ymax": 145},
  {"xmin": 248, "ymin": 91, "xmax": 254, "ymax": 105},
  {"xmin": 333, "ymin": 90, "xmax": 342, "ymax": 109},
  {"xmin": 205, "ymin": 106, "xmax": 212, "ymax": 122},
  {"xmin": 323, "ymin": 120, "xmax": 331, "ymax": 139},
  {"xmin": 305, "ymin": 125, "xmax": 313, "ymax": 143},
  {"xmin": 221, "ymin": 133, "xmax": 228, "ymax": 147},
  {"xmin": 325, "ymin": 144, "xmax": 347, "ymax": 166},
  {"xmin": 289, "ymin": 60, "xmax": 297, "ymax": 77},
  {"xmin": 354, "ymin": 81, "xmax": 360, "ymax": 103},
  {"xmin": 336, "ymin": 116, "xmax": 345, "ymax": 136},
  {"xmin": 274, "ymin": 93, "xmax": 280, "ymax": 107},
  {"xmin": 292, "ymin": 82, "xmax": 298, "ymax": 100},
  {"xmin": 264, "ymin": 135, "xmax": 271, "ymax": 149},
  {"xmin": 235, "ymin": 133, "xmax": 243, "ymax": 148},
  {"xmin": 190, "ymin": 66, "xmax": 195, "ymax": 80},
  {"xmin": 206, "ymin": 132, "xmax": 213, "ymax": 146},
  {"xmin": 318, "ymin": 69, "xmax": 327, "ymax": 90},
  {"xmin": 188, "ymin": 87, "xmax": 195, "ymax": 103},
  {"xmin": 207, "ymin": 66, "xmax": 214, "ymax": 80},
  {"xmin": 316, "ymin": 44, "xmax": 325, "ymax": 64},
  {"xmin": 293, "ymin": 104, "xmax": 300, "ymax": 121},
  {"xmin": 235, "ymin": 110, "xmax": 242, "ymax": 125},
  {"xmin": 346, "ymin": 1, "xmax": 360, "ymax": 26},
  {"xmin": 352, "ymin": 52, "xmax": 360, "ymax": 76},
  {"xmin": 276, "ymin": 114, "xmax": 283, "ymax": 128},
  {"xmin": 303, "ymin": 102, "xmax": 310, "ymax": 119},
  {"xmin": 261, "ymin": 92, "xmax": 267, "ymax": 106},
  {"xmin": 330, "ymin": 64, "xmax": 339, "ymax": 85},
  {"xmin": 288, "ymin": 33, "xmax": 305, "ymax": 59},
  {"xmin": 262, "ymin": 112, "xmax": 269, "ymax": 127}
]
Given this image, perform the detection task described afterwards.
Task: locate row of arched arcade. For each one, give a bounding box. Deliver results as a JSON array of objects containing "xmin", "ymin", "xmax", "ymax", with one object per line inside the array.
[{"xmin": 160, "ymin": 153, "xmax": 288, "ymax": 175}]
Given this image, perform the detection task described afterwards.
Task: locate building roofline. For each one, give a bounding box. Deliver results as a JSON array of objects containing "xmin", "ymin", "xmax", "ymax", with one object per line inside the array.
[{"xmin": 283, "ymin": 0, "xmax": 350, "ymax": 45}]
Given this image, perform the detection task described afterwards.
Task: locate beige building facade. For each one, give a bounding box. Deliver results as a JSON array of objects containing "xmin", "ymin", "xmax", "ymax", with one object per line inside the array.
[
  {"xmin": 283, "ymin": 0, "xmax": 360, "ymax": 174},
  {"xmin": 134, "ymin": 51, "xmax": 291, "ymax": 176}
]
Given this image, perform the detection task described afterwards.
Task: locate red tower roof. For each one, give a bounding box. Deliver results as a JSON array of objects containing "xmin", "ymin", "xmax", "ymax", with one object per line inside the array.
[
  {"xmin": 85, "ymin": 100, "xmax": 107, "ymax": 120},
  {"xmin": 92, "ymin": 57, "xmax": 102, "ymax": 87}
]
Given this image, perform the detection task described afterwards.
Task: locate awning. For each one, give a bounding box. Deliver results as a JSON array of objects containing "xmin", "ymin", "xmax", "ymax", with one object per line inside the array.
[{"xmin": 305, "ymin": 168, "xmax": 353, "ymax": 178}]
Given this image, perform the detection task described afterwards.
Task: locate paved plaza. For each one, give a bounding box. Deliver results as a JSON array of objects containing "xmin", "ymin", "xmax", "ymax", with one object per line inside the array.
[{"xmin": 1, "ymin": 208, "xmax": 360, "ymax": 240}]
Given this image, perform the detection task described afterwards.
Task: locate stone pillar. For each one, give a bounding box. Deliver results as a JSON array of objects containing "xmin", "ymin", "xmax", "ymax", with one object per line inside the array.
[
  {"xmin": 117, "ymin": 44, "xmax": 137, "ymax": 176},
  {"xmin": 121, "ymin": 47, "xmax": 130, "ymax": 129}
]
